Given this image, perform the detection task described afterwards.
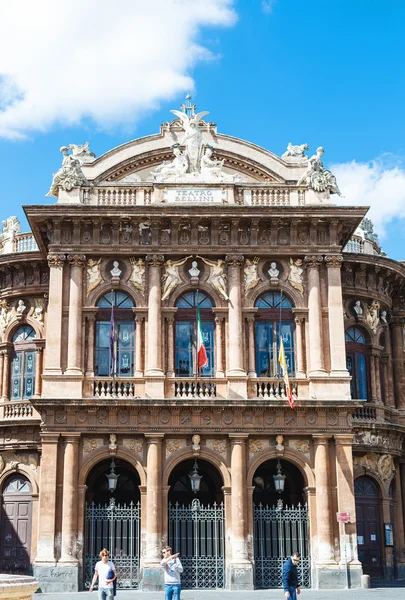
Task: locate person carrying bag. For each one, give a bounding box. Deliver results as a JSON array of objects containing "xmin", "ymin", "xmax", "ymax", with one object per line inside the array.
[{"xmin": 89, "ymin": 548, "xmax": 117, "ymax": 599}]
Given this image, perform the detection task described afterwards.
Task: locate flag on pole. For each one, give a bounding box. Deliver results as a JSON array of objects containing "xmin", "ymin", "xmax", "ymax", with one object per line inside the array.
[
  {"xmin": 109, "ymin": 295, "xmax": 116, "ymax": 377},
  {"xmin": 278, "ymin": 336, "xmax": 294, "ymax": 409},
  {"xmin": 196, "ymin": 303, "xmax": 208, "ymax": 370}
]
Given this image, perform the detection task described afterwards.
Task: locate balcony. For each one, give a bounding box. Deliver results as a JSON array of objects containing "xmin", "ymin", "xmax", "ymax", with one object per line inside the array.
[
  {"xmin": 353, "ymin": 405, "xmax": 377, "ymax": 422},
  {"xmin": 0, "ymin": 401, "xmax": 40, "ymax": 422},
  {"xmin": 256, "ymin": 379, "xmax": 299, "ymax": 401}
]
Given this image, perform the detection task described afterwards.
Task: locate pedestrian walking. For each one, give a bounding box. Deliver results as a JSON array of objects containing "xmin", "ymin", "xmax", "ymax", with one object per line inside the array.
[
  {"xmin": 161, "ymin": 545, "xmax": 183, "ymax": 600},
  {"xmin": 89, "ymin": 548, "xmax": 117, "ymax": 599},
  {"xmin": 282, "ymin": 551, "xmax": 301, "ymax": 600}
]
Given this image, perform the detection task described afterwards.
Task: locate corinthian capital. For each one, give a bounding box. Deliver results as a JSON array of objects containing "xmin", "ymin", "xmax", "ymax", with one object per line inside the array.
[
  {"xmin": 146, "ymin": 254, "xmax": 164, "ymax": 267},
  {"xmin": 225, "ymin": 253, "xmax": 244, "ymax": 267},
  {"xmin": 47, "ymin": 253, "xmax": 66, "ymax": 268},
  {"xmin": 67, "ymin": 254, "xmax": 86, "ymax": 268},
  {"xmin": 304, "ymin": 255, "xmax": 323, "ymax": 269},
  {"xmin": 324, "ymin": 255, "xmax": 343, "ymax": 269}
]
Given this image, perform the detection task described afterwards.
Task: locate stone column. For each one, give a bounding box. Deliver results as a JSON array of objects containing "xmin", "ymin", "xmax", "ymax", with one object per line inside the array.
[
  {"xmin": 304, "ymin": 256, "xmax": 325, "ymax": 375},
  {"xmin": 313, "ymin": 436, "xmax": 335, "ymax": 565},
  {"xmin": 2, "ymin": 348, "xmax": 10, "ymax": 400},
  {"xmin": 215, "ymin": 316, "xmax": 225, "ymax": 377},
  {"xmin": 135, "ymin": 316, "xmax": 144, "ymax": 377},
  {"xmin": 34, "ymin": 347, "xmax": 43, "ymax": 397},
  {"xmin": 374, "ymin": 353, "xmax": 382, "ymax": 404},
  {"xmin": 294, "ymin": 316, "xmax": 306, "ymax": 377},
  {"xmin": 369, "ymin": 354, "xmax": 377, "ymax": 402},
  {"xmin": 247, "ymin": 317, "xmax": 256, "ymax": 378},
  {"xmin": 334, "ymin": 436, "xmax": 361, "ymax": 581},
  {"xmin": 166, "ymin": 317, "xmax": 174, "ymax": 377},
  {"xmin": 34, "ymin": 434, "xmax": 60, "ymax": 565},
  {"xmin": 43, "ymin": 254, "xmax": 66, "ymax": 375},
  {"xmin": 228, "ymin": 434, "xmax": 253, "ymax": 589},
  {"xmin": 400, "ymin": 462, "xmax": 405, "ymax": 542},
  {"xmin": 0, "ymin": 350, "xmax": 4, "ymax": 398},
  {"xmin": 393, "ymin": 463, "xmax": 405, "ymax": 579},
  {"xmin": 226, "ymin": 255, "xmax": 247, "ymax": 397},
  {"xmin": 85, "ymin": 315, "xmax": 96, "ymax": 376},
  {"xmin": 385, "ymin": 328, "xmax": 396, "ymax": 407},
  {"xmin": 59, "ymin": 434, "xmax": 80, "ymax": 566},
  {"xmin": 391, "ymin": 318, "xmax": 405, "ymax": 408},
  {"xmin": 381, "ymin": 355, "xmax": 389, "ymax": 406},
  {"xmin": 142, "ymin": 434, "xmax": 164, "ymax": 590},
  {"xmin": 145, "ymin": 255, "xmax": 164, "ymax": 397},
  {"xmin": 325, "ymin": 255, "xmax": 348, "ymax": 376},
  {"xmin": 66, "ymin": 254, "xmax": 86, "ymax": 374}
]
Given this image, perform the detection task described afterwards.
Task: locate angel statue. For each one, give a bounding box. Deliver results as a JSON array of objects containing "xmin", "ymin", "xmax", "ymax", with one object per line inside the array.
[
  {"xmin": 87, "ymin": 258, "xmax": 102, "ymax": 294},
  {"xmin": 288, "ymin": 258, "xmax": 304, "ymax": 294},
  {"xmin": 162, "ymin": 256, "xmax": 192, "ymax": 301},
  {"xmin": 129, "ymin": 257, "xmax": 145, "ymax": 295},
  {"xmin": 170, "ymin": 107, "xmax": 209, "ymax": 172},
  {"xmin": 244, "ymin": 257, "xmax": 260, "ymax": 293},
  {"xmin": 196, "ymin": 256, "xmax": 229, "ymax": 301},
  {"xmin": 150, "ymin": 144, "xmax": 188, "ymax": 181}
]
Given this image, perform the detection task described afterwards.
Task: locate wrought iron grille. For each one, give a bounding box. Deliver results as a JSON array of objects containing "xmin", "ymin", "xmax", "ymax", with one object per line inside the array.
[
  {"xmin": 84, "ymin": 498, "xmax": 141, "ymax": 589},
  {"xmin": 168, "ymin": 498, "xmax": 224, "ymax": 589},
  {"xmin": 254, "ymin": 503, "xmax": 310, "ymax": 589}
]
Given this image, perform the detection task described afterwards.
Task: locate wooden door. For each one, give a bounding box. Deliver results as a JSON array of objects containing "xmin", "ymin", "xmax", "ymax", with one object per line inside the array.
[
  {"xmin": 355, "ymin": 476, "xmax": 383, "ymax": 579},
  {"xmin": 0, "ymin": 474, "xmax": 32, "ymax": 574}
]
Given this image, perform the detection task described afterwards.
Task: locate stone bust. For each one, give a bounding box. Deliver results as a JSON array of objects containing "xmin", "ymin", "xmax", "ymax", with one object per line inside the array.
[
  {"xmin": 110, "ymin": 261, "xmax": 122, "ymax": 278},
  {"xmin": 353, "ymin": 300, "xmax": 363, "ymax": 316},
  {"xmin": 188, "ymin": 261, "xmax": 200, "ymax": 278},
  {"xmin": 268, "ymin": 262, "xmax": 279, "ymax": 279}
]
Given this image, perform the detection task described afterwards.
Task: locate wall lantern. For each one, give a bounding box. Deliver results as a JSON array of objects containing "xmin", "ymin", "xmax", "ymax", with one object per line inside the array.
[
  {"xmin": 106, "ymin": 458, "xmax": 120, "ymax": 492},
  {"xmin": 273, "ymin": 460, "xmax": 286, "ymax": 494},
  {"xmin": 188, "ymin": 460, "xmax": 203, "ymax": 494}
]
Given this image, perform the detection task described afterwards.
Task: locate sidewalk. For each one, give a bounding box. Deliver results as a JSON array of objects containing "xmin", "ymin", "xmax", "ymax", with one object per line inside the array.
[{"xmin": 36, "ymin": 586, "xmax": 405, "ymax": 600}]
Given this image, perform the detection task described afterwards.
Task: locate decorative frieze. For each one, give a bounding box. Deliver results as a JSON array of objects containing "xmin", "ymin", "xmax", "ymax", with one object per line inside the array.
[{"xmin": 354, "ymin": 453, "xmax": 395, "ymax": 483}]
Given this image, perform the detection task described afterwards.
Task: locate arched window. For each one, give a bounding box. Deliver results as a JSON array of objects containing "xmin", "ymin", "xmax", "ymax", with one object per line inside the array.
[
  {"xmin": 345, "ymin": 326, "xmax": 369, "ymax": 400},
  {"xmin": 254, "ymin": 291, "xmax": 295, "ymax": 377},
  {"xmin": 95, "ymin": 291, "xmax": 135, "ymax": 377},
  {"xmin": 10, "ymin": 325, "xmax": 36, "ymax": 401},
  {"xmin": 175, "ymin": 291, "xmax": 214, "ymax": 378}
]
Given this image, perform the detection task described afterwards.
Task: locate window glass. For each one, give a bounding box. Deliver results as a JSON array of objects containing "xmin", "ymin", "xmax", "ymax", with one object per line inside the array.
[
  {"xmin": 255, "ymin": 291, "xmax": 293, "ymax": 309},
  {"xmin": 97, "ymin": 291, "xmax": 135, "ymax": 308},
  {"xmin": 10, "ymin": 328, "xmax": 36, "ymax": 401},
  {"xmin": 255, "ymin": 321, "xmax": 295, "ymax": 377},
  {"xmin": 175, "ymin": 321, "xmax": 214, "ymax": 377},
  {"xmin": 176, "ymin": 291, "xmax": 213, "ymax": 308}
]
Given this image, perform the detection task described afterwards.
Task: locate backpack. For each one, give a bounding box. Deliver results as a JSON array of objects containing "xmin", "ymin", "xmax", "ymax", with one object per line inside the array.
[{"xmin": 107, "ymin": 566, "xmax": 117, "ymax": 597}]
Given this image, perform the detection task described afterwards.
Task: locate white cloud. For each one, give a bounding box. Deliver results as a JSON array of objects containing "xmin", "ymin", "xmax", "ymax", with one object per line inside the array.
[
  {"xmin": 0, "ymin": 1, "xmax": 237, "ymax": 139},
  {"xmin": 330, "ymin": 156, "xmax": 405, "ymax": 239},
  {"xmin": 261, "ymin": 0, "xmax": 276, "ymax": 14}
]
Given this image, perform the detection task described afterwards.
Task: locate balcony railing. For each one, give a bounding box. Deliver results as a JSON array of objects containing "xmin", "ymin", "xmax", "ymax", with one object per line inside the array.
[
  {"xmin": 13, "ymin": 233, "xmax": 39, "ymax": 253},
  {"xmin": 93, "ymin": 378, "xmax": 138, "ymax": 399},
  {"xmin": 353, "ymin": 405, "xmax": 377, "ymax": 421},
  {"xmin": 174, "ymin": 379, "xmax": 217, "ymax": 399},
  {"xmin": 256, "ymin": 379, "xmax": 299, "ymax": 400},
  {"xmin": 0, "ymin": 401, "xmax": 39, "ymax": 421}
]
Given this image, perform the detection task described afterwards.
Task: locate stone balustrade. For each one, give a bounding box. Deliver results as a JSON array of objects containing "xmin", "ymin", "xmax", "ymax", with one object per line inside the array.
[
  {"xmin": 353, "ymin": 405, "xmax": 377, "ymax": 421},
  {"xmin": 0, "ymin": 402, "xmax": 40, "ymax": 422},
  {"xmin": 93, "ymin": 378, "xmax": 139, "ymax": 398},
  {"xmin": 0, "ymin": 575, "xmax": 38, "ymax": 600},
  {"xmin": 256, "ymin": 378, "xmax": 299, "ymax": 400},
  {"xmin": 173, "ymin": 379, "xmax": 217, "ymax": 399}
]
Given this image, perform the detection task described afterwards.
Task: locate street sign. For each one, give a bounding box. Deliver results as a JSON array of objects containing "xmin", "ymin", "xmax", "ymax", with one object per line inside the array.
[{"xmin": 337, "ymin": 512, "xmax": 350, "ymax": 523}]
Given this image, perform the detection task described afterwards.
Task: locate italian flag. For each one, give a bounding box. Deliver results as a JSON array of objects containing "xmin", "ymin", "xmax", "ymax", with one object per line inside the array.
[
  {"xmin": 197, "ymin": 304, "xmax": 208, "ymax": 370},
  {"xmin": 278, "ymin": 336, "xmax": 294, "ymax": 409}
]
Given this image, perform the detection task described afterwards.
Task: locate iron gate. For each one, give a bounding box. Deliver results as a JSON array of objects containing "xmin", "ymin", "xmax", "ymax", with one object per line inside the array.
[
  {"xmin": 84, "ymin": 498, "xmax": 141, "ymax": 589},
  {"xmin": 254, "ymin": 503, "xmax": 310, "ymax": 588},
  {"xmin": 168, "ymin": 498, "xmax": 224, "ymax": 588}
]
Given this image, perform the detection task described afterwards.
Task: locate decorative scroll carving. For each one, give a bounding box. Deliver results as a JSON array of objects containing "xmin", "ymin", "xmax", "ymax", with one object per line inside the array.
[
  {"xmin": 146, "ymin": 254, "xmax": 165, "ymax": 267},
  {"xmin": 47, "ymin": 254, "xmax": 66, "ymax": 268},
  {"xmin": 289, "ymin": 439, "xmax": 310, "ymax": 458},
  {"xmin": 249, "ymin": 439, "xmax": 263, "ymax": 456},
  {"xmin": 166, "ymin": 439, "xmax": 186, "ymax": 456},
  {"xmin": 325, "ymin": 255, "xmax": 343, "ymax": 269},
  {"xmin": 67, "ymin": 254, "xmax": 86, "ymax": 268},
  {"xmin": 206, "ymin": 439, "xmax": 227, "ymax": 454},
  {"xmin": 83, "ymin": 439, "xmax": 99, "ymax": 453},
  {"xmin": 304, "ymin": 255, "xmax": 323, "ymax": 269}
]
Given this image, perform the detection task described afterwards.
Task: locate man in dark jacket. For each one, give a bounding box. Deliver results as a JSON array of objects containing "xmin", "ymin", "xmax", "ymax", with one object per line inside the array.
[{"xmin": 282, "ymin": 551, "xmax": 301, "ymax": 600}]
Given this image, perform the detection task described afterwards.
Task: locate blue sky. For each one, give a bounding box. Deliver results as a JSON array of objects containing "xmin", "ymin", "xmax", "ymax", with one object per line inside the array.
[{"xmin": 0, "ymin": 0, "xmax": 404, "ymax": 259}]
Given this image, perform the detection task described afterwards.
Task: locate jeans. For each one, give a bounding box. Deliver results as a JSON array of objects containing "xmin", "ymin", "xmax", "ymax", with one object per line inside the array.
[
  {"xmin": 98, "ymin": 588, "xmax": 113, "ymax": 600},
  {"xmin": 165, "ymin": 583, "xmax": 181, "ymax": 600},
  {"xmin": 286, "ymin": 586, "xmax": 297, "ymax": 600}
]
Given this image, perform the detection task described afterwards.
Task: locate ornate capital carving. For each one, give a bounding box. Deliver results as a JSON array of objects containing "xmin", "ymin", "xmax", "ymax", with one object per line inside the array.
[
  {"xmin": 67, "ymin": 254, "xmax": 86, "ymax": 268},
  {"xmin": 146, "ymin": 254, "xmax": 164, "ymax": 267},
  {"xmin": 391, "ymin": 316, "xmax": 405, "ymax": 327},
  {"xmin": 47, "ymin": 253, "xmax": 66, "ymax": 268},
  {"xmin": 304, "ymin": 255, "xmax": 323, "ymax": 269},
  {"xmin": 135, "ymin": 316, "xmax": 145, "ymax": 325},
  {"xmin": 225, "ymin": 253, "xmax": 244, "ymax": 267},
  {"xmin": 325, "ymin": 255, "xmax": 343, "ymax": 269}
]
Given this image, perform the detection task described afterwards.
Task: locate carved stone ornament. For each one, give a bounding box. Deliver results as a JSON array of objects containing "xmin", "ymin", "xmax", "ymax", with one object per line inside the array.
[
  {"xmin": 0, "ymin": 300, "xmax": 12, "ymax": 332},
  {"xmin": 166, "ymin": 439, "xmax": 186, "ymax": 456},
  {"xmin": 354, "ymin": 452, "xmax": 395, "ymax": 483},
  {"xmin": 67, "ymin": 254, "xmax": 86, "ymax": 268},
  {"xmin": 304, "ymin": 255, "xmax": 324, "ymax": 269},
  {"xmin": 367, "ymin": 300, "xmax": 380, "ymax": 333},
  {"xmin": 288, "ymin": 258, "xmax": 304, "ymax": 294},
  {"xmin": 275, "ymin": 434, "xmax": 284, "ymax": 453},
  {"xmin": 325, "ymin": 255, "xmax": 343, "ymax": 269},
  {"xmin": 244, "ymin": 257, "xmax": 260, "ymax": 294},
  {"xmin": 16, "ymin": 299, "xmax": 27, "ymax": 315},
  {"xmin": 146, "ymin": 254, "xmax": 165, "ymax": 267},
  {"xmin": 87, "ymin": 258, "xmax": 102, "ymax": 294},
  {"xmin": 129, "ymin": 257, "xmax": 145, "ymax": 295},
  {"xmin": 282, "ymin": 142, "xmax": 309, "ymax": 159},
  {"xmin": 83, "ymin": 439, "xmax": 99, "ymax": 453},
  {"xmin": 0, "ymin": 454, "xmax": 4, "ymax": 474},
  {"xmin": 249, "ymin": 439, "xmax": 263, "ymax": 456},
  {"xmin": 197, "ymin": 256, "xmax": 229, "ymax": 301},
  {"xmin": 126, "ymin": 439, "xmax": 143, "ymax": 454},
  {"xmin": 289, "ymin": 439, "xmax": 310, "ymax": 459},
  {"xmin": 296, "ymin": 146, "xmax": 343, "ymax": 196},
  {"xmin": 47, "ymin": 253, "xmax": 66, "ymax": 268},
  {"xmin": 206, "ymin": 439, "xmax": 227, "ymax": 454},
  {"xmin": 162, "ymin": 256, "xmax": 192, "ymax": 301},
  {"xmin": 109, "ymin": 433, "xmax": 117, "ymax": 452},
  {"xmin": 225, "ymin": 253, "xmax": 244, "ymax": 268}
]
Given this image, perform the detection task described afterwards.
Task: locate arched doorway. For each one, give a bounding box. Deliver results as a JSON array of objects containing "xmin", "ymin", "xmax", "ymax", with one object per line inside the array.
[
  {"xmin": 252, "ymin": 459, "xmax": 310, "ymax": 589},
  {"xmin": 168, "ymin": 459, "xmax": 224, "ymax": 589},
  {"xmin": 355, "ymin": 476, "xmax": 383, "ymax": 579},
  {"xmin": 0, "ymin": 473, "xmax": 32, "ymax": 574},
  {"xmin": 84, "ymin": 458, "xmax": 141, "ymax": 590}
]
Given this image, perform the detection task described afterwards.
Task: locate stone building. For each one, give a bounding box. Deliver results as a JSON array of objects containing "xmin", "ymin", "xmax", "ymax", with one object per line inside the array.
[{"xmin": 0, "ymin": 98, "xmax": 404, "ymax": 593}]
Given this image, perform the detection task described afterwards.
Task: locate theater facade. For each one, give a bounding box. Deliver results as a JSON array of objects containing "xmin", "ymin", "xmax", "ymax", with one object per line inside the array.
[{"xmin": 0, "ymin": 98, "xmax": 405, "ymax": 593}]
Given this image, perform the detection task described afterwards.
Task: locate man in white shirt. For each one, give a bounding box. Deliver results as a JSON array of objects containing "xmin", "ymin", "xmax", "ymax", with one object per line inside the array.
[
  {"xmin": 161, "ymin": 546, "xmax": 183, "ymax": 600},
  {"xmin": 89, "ymin": 548, "xmax": 116, "ymax": 599}
]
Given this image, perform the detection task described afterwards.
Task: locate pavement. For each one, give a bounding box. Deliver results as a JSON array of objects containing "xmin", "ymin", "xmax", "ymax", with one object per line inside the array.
[{"xmin": 36, "ymin": 586, "xmax": 405, "ymax": 600}]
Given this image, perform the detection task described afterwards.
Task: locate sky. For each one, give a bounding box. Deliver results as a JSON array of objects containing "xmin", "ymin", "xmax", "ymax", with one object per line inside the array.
[{"xmin": 0, "ymin": 0, "xmax": 404, "ymax": 259}]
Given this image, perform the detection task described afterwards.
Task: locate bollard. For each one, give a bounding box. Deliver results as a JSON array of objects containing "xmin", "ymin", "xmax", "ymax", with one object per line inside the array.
[{"xmin": 361, "ymin": 574, "xmax": 370, "ymax": 588}]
